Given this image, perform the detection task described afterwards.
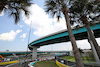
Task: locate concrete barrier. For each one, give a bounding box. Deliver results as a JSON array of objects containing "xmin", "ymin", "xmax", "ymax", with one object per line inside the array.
[
  {"xmin": 56, "ymin": 60, "xmax": 70, "ymax": 67},
  {"xmin": 0, "ymin": 61, "xmax": 18, "ymax": 65}
]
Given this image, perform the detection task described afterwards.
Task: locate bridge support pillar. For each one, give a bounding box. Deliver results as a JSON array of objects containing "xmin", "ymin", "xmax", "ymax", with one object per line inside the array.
[
  {"xmin": 87, "ymin": 32, "xmax": 100, "ymax": 65},
  {"xmin": 32, "ymin": 46, "xmax": 37, "ymax": 59}
]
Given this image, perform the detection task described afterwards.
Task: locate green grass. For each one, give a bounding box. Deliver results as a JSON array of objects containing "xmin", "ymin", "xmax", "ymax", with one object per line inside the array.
[
  {"xmin": 34, "ymin": 60, "xmax": 58, "ymax": 67},
  {"xmin": 39, "ymin": 54, "xmax": 51, "ymax": 57},
  {"xmin": 62, "ymin": 56, "xmax": 75, "ymax": 62},
  {"xmin": 82, "ymin": 56, "xmax": 95, "ymax": 62},
  {"xmin": 62, "ymin": 56, "xmax": 96, "ymax": 62}
]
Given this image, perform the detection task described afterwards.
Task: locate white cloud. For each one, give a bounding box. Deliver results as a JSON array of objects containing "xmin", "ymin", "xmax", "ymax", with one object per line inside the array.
[
  {"xmin": 0, "ymin": 30, "xmax": 22, "ymax": 41},
  {"xmin": 16, "ymin": 30, "xmax": 22, "ymax": 33},
  {"xmin": 22, "ymin": 4, "xmax": 67, "ymax": 36},
  {"xmin": 76, "ymin": 40, "xmax": 91, "ymax": 49},
  {"xmin": 96, "ymin": 38, "xmax": 100, "ymax": 47},
  {"xmin": 20, "ymin": 33, "xmax": 27, "ymax": 41},
  {"xmin": 0, "ymin": 10, "xmax": 4, "ymax": 16},
  {"xmin": 20, "ymin": 33, "xmax": 27, "ymax": 38}
]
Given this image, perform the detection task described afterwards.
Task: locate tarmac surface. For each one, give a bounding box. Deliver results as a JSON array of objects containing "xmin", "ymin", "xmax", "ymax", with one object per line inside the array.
[
  {"xmin": 9, "ymin": 61, "xmax": 30, "ymax": 67},
  {"xmin": 0, "ymin": 65, "xmax": 8, "ymax": 67}
]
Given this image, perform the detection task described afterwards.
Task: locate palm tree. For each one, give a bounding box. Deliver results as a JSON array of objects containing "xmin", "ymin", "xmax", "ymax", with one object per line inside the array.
[
  {"xmin": 0, "ymin": 0, "xmax": 32, "ymax": 24},
  {"xmin": 69, "ymin": 0, "xmax": 100, "ymax": 60},
  {"xmin": 78, "ymin": 48, "xmax": 84, "ymax": 56},
  {"xmin": 45, "ymin": 0, "xmax": 84, "ymax": 67}
]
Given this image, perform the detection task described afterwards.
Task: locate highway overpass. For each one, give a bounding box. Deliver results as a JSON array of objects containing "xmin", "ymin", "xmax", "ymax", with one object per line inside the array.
[
  {"xmin": 28, "ymin": 23, "xmax": 100, "ymax": 63},
  {"xmin": 28, "ymin": 23, "xmax": 100, "ymax": 50},
  {"xmin": 0, "ymin": 51, "xmax": 70, "ymax": 55}
]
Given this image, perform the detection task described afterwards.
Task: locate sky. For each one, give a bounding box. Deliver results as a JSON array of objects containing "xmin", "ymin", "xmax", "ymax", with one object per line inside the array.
[{"xmin": 0, "ymin": 0, "xmax": 100, "ymax": 51}]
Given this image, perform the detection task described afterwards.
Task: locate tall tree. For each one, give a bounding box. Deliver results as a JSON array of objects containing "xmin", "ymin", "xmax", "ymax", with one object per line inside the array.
[
  {"xmin": 69, "ymin": 0, "xmax": 100, "ymax": 60},
  {"xmin": 78, "ymin": 48, "xmax": 84, "ymax": 56},
  {"xmin": 0, "ymin": 0, "xmax": 32, "ymax": 24},
  {"xmin": 45, "ymin": 0, "xmax": 84, "ymax": 67}
]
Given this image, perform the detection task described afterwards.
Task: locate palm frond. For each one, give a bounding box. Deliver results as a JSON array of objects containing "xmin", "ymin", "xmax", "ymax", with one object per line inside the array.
[
  {"xmin": 14, "ymin": 12, "xmax": 20, "ymax": 24},
  {"xmin": 0, "ymin": 0, "xmax": 32, "ymax": 24},
  {"xmin": 45, "ymin": 0, "xmax": 67, "ymax": 21},
  {"xmin": 69, "ymin": 0, "xmax": 100, "ymax": 26}
]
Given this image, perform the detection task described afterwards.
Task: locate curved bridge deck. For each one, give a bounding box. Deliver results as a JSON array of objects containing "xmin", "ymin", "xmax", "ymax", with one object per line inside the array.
[{"xmin": 28, "ymin": 23, "xmax": 100, "ymax": 50}]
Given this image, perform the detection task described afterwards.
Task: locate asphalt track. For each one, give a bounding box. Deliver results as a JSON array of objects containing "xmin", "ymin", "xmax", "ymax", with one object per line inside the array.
[
  {"xmin": 0, "ymin": 64, "xmax": 9, "ymax": 67},
  {"xmin": 0, "ymin": 61, "xmax": 30, "ymax": 67},
  {"xmin": 8, "ymin": 61, "xmax": 30, "ymax": 67}
]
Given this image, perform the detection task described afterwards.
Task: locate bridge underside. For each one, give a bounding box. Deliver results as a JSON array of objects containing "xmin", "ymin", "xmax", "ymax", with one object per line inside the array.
[{"xmin": 29, "ymin": 28, "xmax": 100, "ymax": 50}]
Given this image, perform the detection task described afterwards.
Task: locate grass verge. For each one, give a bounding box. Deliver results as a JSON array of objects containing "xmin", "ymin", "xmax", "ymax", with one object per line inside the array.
[
  {"xmin": 34, "ymin": 60, "xmax": 58, "ymax": 67},
  {"xmin": 62, "ymin": 56, "xmax": 96, "ymax": 62},
  {"xmin": 62, "ymin": 56, "xmax": 97, "ymax": 65}
]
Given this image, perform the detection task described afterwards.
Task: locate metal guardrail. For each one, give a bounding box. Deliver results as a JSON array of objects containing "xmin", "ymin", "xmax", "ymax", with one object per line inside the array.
[
  {"xmin": 56, "ymin": 56, "xmax": 76, "ymax": 67},
  {"xmin": 55, "ymin": 55, "xmax": 100, "ymax": 67}
]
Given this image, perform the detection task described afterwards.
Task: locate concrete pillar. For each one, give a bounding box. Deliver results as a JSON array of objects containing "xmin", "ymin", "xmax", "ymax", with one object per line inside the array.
[
  {"xmin": 87, "ymin": 32, "xmax": 100, "ymax": 65},
  {"xmin": 32, "ymin": 46, "xmax": 37, "ymax": 59}
]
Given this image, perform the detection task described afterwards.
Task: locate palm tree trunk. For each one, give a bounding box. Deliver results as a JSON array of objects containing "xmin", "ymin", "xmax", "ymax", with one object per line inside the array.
[
  {"xmin": 62, "ymin": 8, "xmax": 84, "ymax": 67},
  {"xmin": 86, "ymin": 24, "xmax": 100, "ymax": 60}
]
